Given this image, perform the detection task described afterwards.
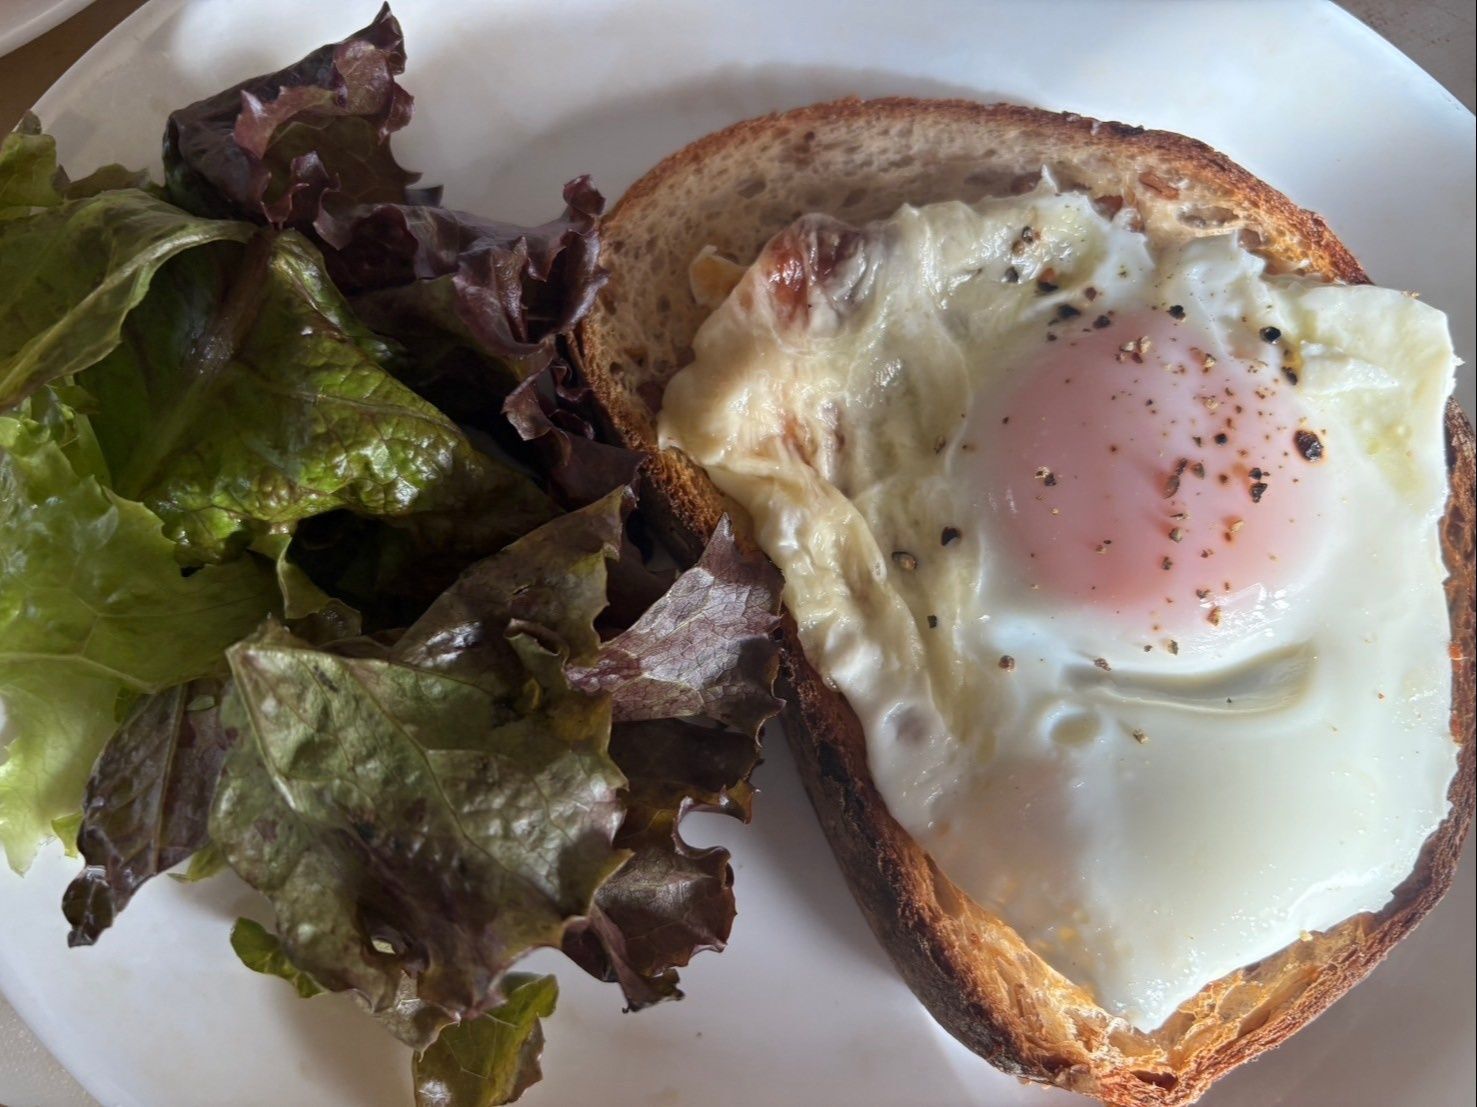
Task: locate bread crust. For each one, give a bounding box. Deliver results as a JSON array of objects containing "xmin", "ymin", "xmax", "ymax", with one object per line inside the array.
[{"xmin": 574, "ymin": 98, "xmax": 1476, "ymax": 1106}]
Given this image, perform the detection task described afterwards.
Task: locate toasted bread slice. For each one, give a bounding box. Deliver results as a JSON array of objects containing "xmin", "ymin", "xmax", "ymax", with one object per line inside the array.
[{"xmin": 573, "ymin": 98, "xmax": 1476, "ymax": 1106}]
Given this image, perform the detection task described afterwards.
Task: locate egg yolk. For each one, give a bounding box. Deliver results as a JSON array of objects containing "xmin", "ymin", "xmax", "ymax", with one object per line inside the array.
[{"xmin": 980, "ymin": 312, "xmax": 1332, "ymax": 636}]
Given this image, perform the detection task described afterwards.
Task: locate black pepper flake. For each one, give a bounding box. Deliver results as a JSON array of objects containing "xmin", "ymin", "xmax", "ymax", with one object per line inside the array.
[
  {"xmin": 1294, "ymin": 428, "xmax": 1324, "ymax": 461},
  {"xmin": 1167, "ymin": 639, "xmax": 1180, "ymax": 655},
  {"xmin": 941, "ymin": 526, "xmax": 962, "ymax": 546},
  {"xmin": 1132, "ymin": 729, "xmax": 1148, "ymax": 744},
  {"xmin": 1037, "ymin": 278, "xmax": 1059, "ymax": 294},
  {"xmin": 927, "ymin": 615, "xmax": 939, "ymax": 629},
  {"xmin": 1161, "ymin": 556, "xmax": 1174, "ymax": 570},
  {"xmin": 1004, "ymin": 265, "xmax": 1020, "ymax": 284},
  {"xmin": 892, "ymin": 550, "xmax": 919, "ymax": 571},
  {"xmin": 1250, "ymin": 467, "xmax": 1264, "ymax": 480},
  {"xmin": 1055, "ymin": 303, "xmax": 1082, "ymax": 321},
  {"xmin": 1085, "ymin": 286, "xmax": 1100, "ymax": 301},
  {"xmin": 1163, "ymin": 458, "xmax": 1188, "ymax": 498},
  {"xmin": 1282, "ymin": 367, "xmax": 1299, "ymax": 386},
  {"xmin": 1094, "ymin": 657, "xmax": 1112, "ymax": 671},
  {"xmin": 1190, "ymin": 461, "xmax": 1206, "ymax": 479},
  {"xmin": 1259, "ymin": 326, "xmax": 1282, "ymax": 343},
  {"xmin": 999, "ymin": 655, "xmax": 1016, "ymax": 671},
  {"xmin": 1214, "ymin": 433, "xmax": 1229, "ymax": 445},
  {"xmin": 1093, "ymin": 314, "xmax": 1113, "ymax": 329},
  {"xmin": 1250, "ymin": 481, "xmax": 1268, "ymax": 503},
  {"xmin": 1035, "ymin": 466, "xmax": 1058, "ymax": 486},
  {"xmin": 1168, "ymin": 304, "xmax": 1186, "ymax": 319},
  {"xmin": 1020, "ymin": 226, "xmax": 1037, "ymax": 244}
]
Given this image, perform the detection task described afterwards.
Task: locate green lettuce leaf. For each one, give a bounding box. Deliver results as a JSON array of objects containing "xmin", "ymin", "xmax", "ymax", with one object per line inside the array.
[
  {"xmin": 0, "ymin": 394, "xmax": 278, "ymax": 871},
  {"xmin": 231, "ymin": 917, "xmax": 325, "ymax": 998},
  {"xmin": 80, "ymin": 230, "xmax": 554, "ymax": 565},
  {"xmin": 62, "ymin": 676, "xmax": 234, "ymax": 945},
  {"xmin": 0, "ymin": 115, "xmax": 64, "ymax": 216},
  {"xmin": 172, "ymin": 839, "xmax": 227, "ymax": 884},
  {"xmin": 413, "ymin": 974, "xmax": 557, "ymax": 1107},
  {"xmin": 210, "ymin": 617, "xmax": 626, "ymax": 1043},
  {"xmin": 0, "ymin": 184, "xmax": 250, "ymax": 409}
]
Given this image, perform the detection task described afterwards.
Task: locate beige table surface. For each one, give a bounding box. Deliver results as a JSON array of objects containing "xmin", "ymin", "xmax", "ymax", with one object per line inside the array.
[{"xmin": 1, "ymin": 2, "xmax": 1473, "ymax": 1106}]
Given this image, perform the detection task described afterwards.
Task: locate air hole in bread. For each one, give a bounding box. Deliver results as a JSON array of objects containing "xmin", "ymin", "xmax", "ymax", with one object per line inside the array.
[
  {"xmin": 1138, "ymin": 170, "xmax": 1181, "ymax": 199},
  {"xmin": 1237, "ymin": 227, "xmax": 1266, "ymax": 251},
  {"xmin": 1177, "ymin": 204, "xmax": 1239, "ymax": 229},
  {"xmin": 736, "ymin": 177, "xmax": 767, "ymax": 199},
  {"xmin": 1132, "ymin": 1070, "xmax": 1179, "ymax": 1091}
]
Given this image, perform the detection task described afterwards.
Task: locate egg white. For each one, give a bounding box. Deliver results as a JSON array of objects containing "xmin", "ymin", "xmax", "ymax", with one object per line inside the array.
[{"xmin": 658, "ymin": 186, "xmax": 1458, "ymax": 1028}]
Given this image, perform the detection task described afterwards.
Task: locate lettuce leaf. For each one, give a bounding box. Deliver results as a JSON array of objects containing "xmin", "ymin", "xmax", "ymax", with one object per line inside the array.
[
  {"xmin": 231, "ymin": 918, "xmax": 326, "ymax": 999},
  {"xmin": 503, "ymin": 359, "xmax": 640, "ymax": 509},
  {"xmin": 392, "ymin": 489, "xmax": 630, "ymax": 692},
  {"xmin": 62, "ymin": 677, "xmax": 234, "ymax": 944},
  {"xmin": 10, "ymin": 13, "xmax": 790, "ymax": 1107},
  {"xmin": 334, "ymin": 178, "xmax": 605, "ymax": 370},
  {"xmin": 0, "ymin": 394, "xmax": 278, "ymax": 871},
  {"xmin": 206, "ymin": 491, "xmax": 782, "ymax": 1046},
  {"xmin": 413, "ymin": 974, "xmax": 557, "ymax": 1107},
  {"xmin": 0, "ymin": 115, "xmax": 65, "ymax": 216},
  {"xmin": 569, "ymin": 716, "xmax": 762, "ymax": 1009},
  {"xmin": 561, "ymin": 521, "xmax": 781, "ymax": 1007},
  {"xmin": 159, "ymin": 3, "xmax": 604, "ymax": 400},
  {"xmin": 0, "ymin": 183, "xmax": 250, "ymax": 410},
  {"xmin": 162, "ymin": 4, "xmax": 415, "ymax": 226},
  {"xmin": 569, "ymin": 517, "xmax": 785, "ymax": 732},
  {"xmin": 211, "ymin": 617, "xmax": 627, "ymax": 1043},
  {"xmin": 78, "ymin": 229, "xmax": 554, "ymax": 565}
]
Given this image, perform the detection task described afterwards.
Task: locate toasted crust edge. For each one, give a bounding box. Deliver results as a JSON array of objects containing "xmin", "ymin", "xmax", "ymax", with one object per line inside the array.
[{"xmin": 574, "ymin": 98, "xmax": 1476, "ymax": 1106}]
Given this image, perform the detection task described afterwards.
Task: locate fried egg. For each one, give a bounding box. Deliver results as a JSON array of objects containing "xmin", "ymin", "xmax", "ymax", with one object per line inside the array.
[{"xmin": 658, "ymin": 184, "xmax": 1459, "ymax": 1029}]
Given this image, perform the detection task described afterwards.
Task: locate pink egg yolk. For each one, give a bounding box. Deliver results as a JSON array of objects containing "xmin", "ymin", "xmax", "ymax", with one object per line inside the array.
[{"xmin": 978, "ymin": 311, "xmax": 1333, "ymax": 636}]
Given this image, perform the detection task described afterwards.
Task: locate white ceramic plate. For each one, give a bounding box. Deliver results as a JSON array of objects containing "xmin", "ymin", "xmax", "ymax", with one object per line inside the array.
[
  {"xmin": 0, "ymin": 0, "xmax": 94, "ymax": 57},
  {"xmin": 2, "ymin": 2, "xmax": 1474, "ymax": 1105}
]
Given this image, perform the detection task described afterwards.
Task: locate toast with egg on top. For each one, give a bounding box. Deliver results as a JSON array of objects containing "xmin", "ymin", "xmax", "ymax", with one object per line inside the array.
[{"xmin": 571, "ymin": 98, "xmax": 1475, "ymax": 1107}]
